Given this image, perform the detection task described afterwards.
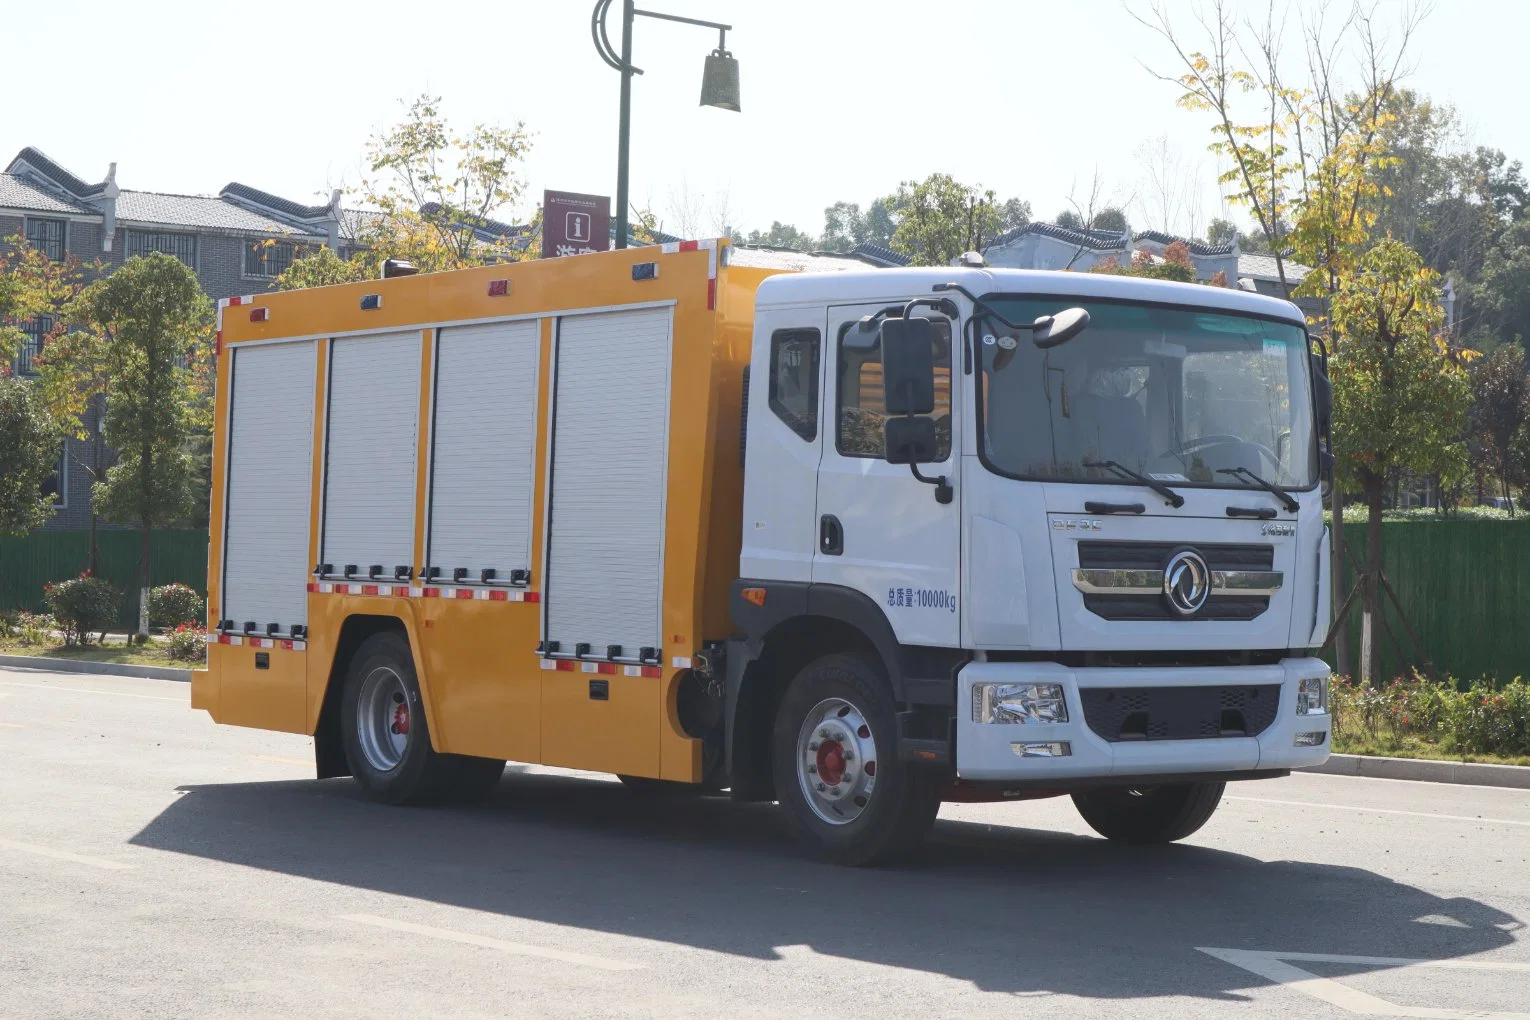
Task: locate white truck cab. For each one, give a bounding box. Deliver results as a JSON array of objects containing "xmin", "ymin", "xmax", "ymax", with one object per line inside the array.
[{"xmin": 726, "ymin": 266, "xmax": 1332, "ymax": 864}]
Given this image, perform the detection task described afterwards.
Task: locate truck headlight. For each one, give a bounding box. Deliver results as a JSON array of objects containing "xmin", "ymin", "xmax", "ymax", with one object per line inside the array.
[
  {"xmin": 1296, "ymin": 676, "xmax": 1328, "ymax": 715},
  {"xmin": 972, "ymin": 682, "xmax": 1068, "ymax": 724}
]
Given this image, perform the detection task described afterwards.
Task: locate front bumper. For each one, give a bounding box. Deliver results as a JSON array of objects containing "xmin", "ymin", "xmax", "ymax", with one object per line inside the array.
[{"xmin": 955, "ymin": 657, "xmax": 1331, "ymax": 782}]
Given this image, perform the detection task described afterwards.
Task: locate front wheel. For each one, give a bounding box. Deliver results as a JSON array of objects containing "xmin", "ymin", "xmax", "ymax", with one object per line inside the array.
[
  {"xmin": 1071, "ymin": 781, "xmax": 1225, "ymax": 843},
  {"xmin": 772, "ymin": 654, "xmax": 941, "ymax": 866}
]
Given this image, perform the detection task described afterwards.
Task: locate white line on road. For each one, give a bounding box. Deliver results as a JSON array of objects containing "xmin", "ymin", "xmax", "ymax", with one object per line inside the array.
[
  {"xmin": 1200, "ymin": 947, "xmax": 1530, "ymax": 1020},
  {"xmin": 1227, "ymin": 795, "xmax": 1530, "ymax": 828},
  {"xmin": 340, "ymin": 913, "xmax": 644, "ymax": 972},
  {"xmin": 0, "ymin": 680, "xmax": 183, "ymax": 702},
  {"xmin": 0, "ymin": 836, "xmax": 133, "ymax": 871}
]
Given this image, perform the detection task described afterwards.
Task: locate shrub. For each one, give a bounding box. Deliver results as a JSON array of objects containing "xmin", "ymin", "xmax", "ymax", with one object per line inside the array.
[
  {"xmin": 14, "ymin": 612, "xmax": 54, "ymax": 645},
  {"xmin": 165, "ymin": 623, "xmax": 206, "ymax": 663},
  {"xmin": 1331, "ymin": 673, "xmax": 1530, "ymax": 758},
  {"xmin": 149, "ymin": 583, "xmax": 204, "ymax": 628},
  {"xmin": 43, "ymin": 575, "xmax": 120, "ymax": 646}
]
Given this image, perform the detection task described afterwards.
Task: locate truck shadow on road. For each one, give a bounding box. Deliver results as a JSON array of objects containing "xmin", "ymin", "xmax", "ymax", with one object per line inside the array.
[{"xmin": 131, "ymin": 769, "xmax": 1522, "ymax": 1003}]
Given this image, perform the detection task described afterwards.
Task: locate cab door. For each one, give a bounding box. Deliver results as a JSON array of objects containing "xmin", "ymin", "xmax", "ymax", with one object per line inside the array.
[{"xmin": 811, "ymin": 302, "xmax": 962, "ymax": 647}]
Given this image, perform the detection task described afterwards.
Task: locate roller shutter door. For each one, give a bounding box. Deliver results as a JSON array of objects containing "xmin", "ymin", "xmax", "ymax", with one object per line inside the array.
[
  {"xmin": 222, "ymin": 340, "xmax": 316, "ymax": 634},
  {"xmin": 322, "ymin": 331, "xmax": 421, "ymax": 576},
  {"xmin": 428, "ymin": 319, "xmax": 540, "ymax": 580},
  {"xmin": 545, "ymin": 308, "xmax": 672, "ymax": 657}
]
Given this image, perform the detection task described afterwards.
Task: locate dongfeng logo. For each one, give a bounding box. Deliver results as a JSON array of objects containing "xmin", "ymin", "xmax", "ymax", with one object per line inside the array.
[
  {"xmin": 1162, "ymin": 549, "xmax": 1211, "ymax": 617},
  {"xmin": 1261, "ymin": 522, "xmax": 1296, "ymax": 537}
]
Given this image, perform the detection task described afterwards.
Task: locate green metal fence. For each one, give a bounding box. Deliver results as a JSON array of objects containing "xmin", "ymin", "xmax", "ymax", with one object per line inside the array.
[
  {"xmin": 0, "ymin": 530, "xmax": 209, "ymax": 630},
  {"xmin": 0, "ymin": 522, "xmax": 1524, "ymax": 679},
  {"xmin": 1328, "ymin": 522, "xmax": 1530, "ymax": 682}
]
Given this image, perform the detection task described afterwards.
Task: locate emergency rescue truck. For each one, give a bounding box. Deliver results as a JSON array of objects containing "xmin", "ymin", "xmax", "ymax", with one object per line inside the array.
[{"xmin": 194, "ymin": 238, "xmax": 1333, "ymax": 865}]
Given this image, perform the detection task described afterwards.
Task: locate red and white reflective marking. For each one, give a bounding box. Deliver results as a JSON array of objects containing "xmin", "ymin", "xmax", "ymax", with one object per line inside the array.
[
  {"xmin": 216, "ymin": 634, "xmax": 306, "ymax": 651},
  {"xmin": 658, "ymin": 238, "xmax": 720, "ymax": 308},
  {"xmin": 307, "ymin": 582, "xmax": 537, "ymax": 602},
  {"xmin": 540, "ymin": 660, "xmax": 662, "ymax": 677}
]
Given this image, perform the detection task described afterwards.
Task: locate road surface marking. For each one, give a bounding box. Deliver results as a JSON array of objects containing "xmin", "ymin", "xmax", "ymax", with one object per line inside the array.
[
  {"xmin": 0, "ymin": 680, "xmax": 183, "ymax": 702},
  {"xmin": 340, "ymin": 914, "xmax": 643, "ymax": 972},
  {"xmin": 1200, "ymin": 947, "xmax": 1530, "ymax": 1019},
  {"xmin": 0, "ymin": 721, "xmax": 23, "ymax": 728},
  {"xmin": 252, "ymin": 755, "xmax": 311, "ymax": 767},
  {"xmin": 1227, "ymin": 795, "xmax": 1530, "ymax": 828},
  {"xmin": 0, "ymin": 836, "xmax": 132, "ymax": 871}
]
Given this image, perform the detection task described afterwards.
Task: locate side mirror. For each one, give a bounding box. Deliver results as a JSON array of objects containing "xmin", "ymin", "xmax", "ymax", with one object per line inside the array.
[
  {"xmin": 884, "ymin": 416, "xmax": 939, "ymax": 465},
  {"xmin": 1311, "ymin": 352, "xmax": 1333, "ymax": 432},
  {"xmin": 1031, "ymin": 307, "xmax": 1090, "ymax": 349},
  {"xmin": 879, "ymin": 316, "xmax": 936, "ymax": 415}
]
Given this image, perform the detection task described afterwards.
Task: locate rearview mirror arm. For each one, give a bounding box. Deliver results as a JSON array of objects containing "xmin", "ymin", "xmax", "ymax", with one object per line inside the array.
[{"xmin": 904, "ymin": 453, "xmax": 954, "ymax": 505}]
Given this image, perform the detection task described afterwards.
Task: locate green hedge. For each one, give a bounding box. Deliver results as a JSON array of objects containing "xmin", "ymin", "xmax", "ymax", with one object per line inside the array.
[{"xmin": 0, "ymin": 530, "xmax": 208, "ymax": 630}]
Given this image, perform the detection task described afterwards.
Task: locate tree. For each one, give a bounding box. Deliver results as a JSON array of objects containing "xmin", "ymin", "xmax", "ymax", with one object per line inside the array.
[
  {"xmin": 351, "ymin": 94, "xmax": 534, "ymax": 274},
  {"xmin": 1090, "ymin": 207, "xmax": 1128, "ymax": 232},
  {"xmin": 743, "ymin": 221, "xmax": 816, "ymax": 250},
  {"xmin": 0, "ymin": 378, "xmax": 61, "ymax": 537},
  {"xmin": 1205, "ymin": 216, "xmax": 1239, "ymax": 246},
  {"xmin": 72, "ymin": 254, "xmax": 213, "ymax": 635},
  {"xmin": 1470, "ymin": 344, "xmax": 1530, "ymax": 513},
  {"xmin": 1471, "ymin": 219, "xmax": 1530, "ymax": 347},
  {"xmin": 1329, "ymin": 240, "xmax": 1473, "ymax": 681},
  {"xmin": 0, "ymin": 232, "xmax": 92, "ymax": 366},
  {"xmin": 271, "ymin": 245, "xmax": 363, "ymax": 291},
  {"xmin": 885, "ymin": 173, "xmax": 1004, "ymax": 267}
]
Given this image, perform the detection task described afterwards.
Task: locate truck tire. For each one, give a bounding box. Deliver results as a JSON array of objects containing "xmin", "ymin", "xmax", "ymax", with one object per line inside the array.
[
  {"xmin": 1071, "ymin": 782, "xmax": 1225, "ymax": 843},
  {"xmin": 771, "ymin": 653, "xmax": 941, "ymax": 866},
  {"xmin": 340, "ymin": 631, "xmax": 470, "ymax": 806}
]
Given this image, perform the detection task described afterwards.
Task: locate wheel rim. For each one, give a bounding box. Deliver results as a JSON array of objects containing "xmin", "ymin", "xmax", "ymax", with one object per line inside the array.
[
  {"xmin": 795, "ymin": 697, "xmax": 879, "ymax": 826},
  {"xmin": 356, "ymin": 666, "xmax": 410, "ymax": 772}
]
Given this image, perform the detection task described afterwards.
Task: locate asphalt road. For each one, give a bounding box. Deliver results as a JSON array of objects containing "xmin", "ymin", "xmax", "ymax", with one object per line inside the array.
[{"xmin": 2, "ymin": 665, "xmax": 1527, "ymax": 1020}]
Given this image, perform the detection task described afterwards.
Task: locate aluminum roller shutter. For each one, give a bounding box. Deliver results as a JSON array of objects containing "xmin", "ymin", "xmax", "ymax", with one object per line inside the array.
[
  {"xmin": 545, "ymin": 308, "xmax": 672, "ymax": 657},
  {"xmin": 428, "ymin": 319, "xmax": 540, "ymax": 579},
  {"xmin": 322, "ymin": 331, "xmax": 421, "ymax": 576},
  {"xmin": 222, "ymin": 340, "xmax": 316, "ymax": 634}
]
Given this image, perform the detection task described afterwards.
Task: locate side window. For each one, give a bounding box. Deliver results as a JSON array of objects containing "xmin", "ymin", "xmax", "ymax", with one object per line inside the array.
[
  {"xmin": 837, "ymin": 318, "xmax": 953, "ymax": 459},
  {"xmin": 768, "ymin": 328, "xmax": 820, "ymax": 441}
]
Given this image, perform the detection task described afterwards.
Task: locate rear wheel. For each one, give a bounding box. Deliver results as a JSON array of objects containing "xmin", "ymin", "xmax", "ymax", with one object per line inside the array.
[
  {"xmin": 1071, "ymin": 781, "xmax": 1225, "ymax": 843},
  {"xmin": 340, "ymin": 631, "xmax": 501, "ymax": 806},
  {"xmin": 772, "ymin": 653, "xmax": 941, "ymax": 866}
]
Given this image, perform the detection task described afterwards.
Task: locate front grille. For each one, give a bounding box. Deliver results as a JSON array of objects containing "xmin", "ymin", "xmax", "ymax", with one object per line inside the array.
[
  {"xmin": 1080, "ymin": 684, "xmax": 1281, "ymax": 742},
  {"xmin": 1077, "ymin": 542, "xmax": 1273, "ymax": 570},
  {"xmin": 1076, "ymin": 541, "xmax": 1274, "ymax": 621}
]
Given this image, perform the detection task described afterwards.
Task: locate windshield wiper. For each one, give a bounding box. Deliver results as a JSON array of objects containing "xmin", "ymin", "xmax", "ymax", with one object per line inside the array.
[
  {"xmin": 1217, "ymin": 466, "xmax": 1299, "ymax": 513},
  {"xmin": 1084, "ymin": 460, "xmax": 1185, "ymax": 508}
]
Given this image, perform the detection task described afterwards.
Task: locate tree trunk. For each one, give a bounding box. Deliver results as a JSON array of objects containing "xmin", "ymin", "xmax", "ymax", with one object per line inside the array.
[
  {"xmin": 88, "ymin": 425, "xmax": 102, "ymax": 575},
  {"xmin": 1360, "ymin": 470, "xmax": 1386, "ymax": 685},
  {"xmin": 1330, "ymin": 487, "xmax": 1350, "ymax": 678},
  {"xmin": 1504, "ymin": 469, "xmax": 1515, "ymax": 518}
]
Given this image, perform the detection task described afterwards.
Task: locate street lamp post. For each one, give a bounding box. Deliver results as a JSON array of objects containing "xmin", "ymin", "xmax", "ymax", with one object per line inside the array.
[{"xmin": 592, "ymin": 0, "xmax": 741, "ymax": 249}]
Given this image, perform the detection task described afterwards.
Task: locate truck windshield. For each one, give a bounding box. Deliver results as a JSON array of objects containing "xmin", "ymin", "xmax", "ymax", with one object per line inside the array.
[{"xmin": 977, "ymin": 296, "xmax": 1316, "ymax": 490}]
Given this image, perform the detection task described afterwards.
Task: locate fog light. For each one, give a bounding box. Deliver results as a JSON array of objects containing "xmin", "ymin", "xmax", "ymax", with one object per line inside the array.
[
  {"xmin": 1012, "ymin": 741, "xmax": 1072, "ymax": 758},
  {"xmin": 972, "ymin": 682, "xmax": 1068, "ymax": 724},
  {"xmin": 1295, "ymin": 731, "xmax": 1327, "ymax": 747},
  {"xmin": 1296, "ymin": 676, "xmax": 1329, "ymax": 715}
]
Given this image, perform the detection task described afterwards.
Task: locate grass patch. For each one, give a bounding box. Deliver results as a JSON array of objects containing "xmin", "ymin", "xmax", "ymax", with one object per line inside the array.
[
  {"xmin": 1332, "ymin": 732, "xmax": 1530, "ymax": 768},
  {"xmin": 0, "ymin": 639, "xmax": 200, "ymax": 668}
]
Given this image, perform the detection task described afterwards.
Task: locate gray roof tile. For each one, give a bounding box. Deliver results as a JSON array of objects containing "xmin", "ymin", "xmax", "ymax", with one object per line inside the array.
[
  {"xmin": 7, "ymin": 147, "xmax": 106, "ymax": 196},
  {"xmin": 115, "ymin": 191, "xmax": 318, "ymax": 235},
  {"xmin": 1238, "ymin": 253, "xmax": 1311, "ymax": 283},
  {"xmin": 0, "ymin": 173, "xmax": 97, "ymax": 215}
]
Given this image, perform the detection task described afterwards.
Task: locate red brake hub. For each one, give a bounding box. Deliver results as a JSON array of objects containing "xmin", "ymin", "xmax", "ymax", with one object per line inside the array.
[
  {"xmin": 391, "ymin": 703, "xmax": 410, "ymax": 736},
  {"xmin": 816, "ymin": 739, "xmax": 847, "ymax": 786}
]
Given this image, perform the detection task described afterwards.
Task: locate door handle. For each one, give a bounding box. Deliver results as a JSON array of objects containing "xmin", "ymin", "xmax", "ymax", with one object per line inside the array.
[{"xmin": 819, "ymin": 514, "xmax": 844, "ymax": 556}]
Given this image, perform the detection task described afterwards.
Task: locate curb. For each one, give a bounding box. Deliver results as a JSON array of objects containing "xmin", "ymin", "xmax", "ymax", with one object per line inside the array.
[
  {"xmin": 1307, "ymin": 752, "xmax": 1530, "ymax": 790},
  {"xmin": 0, "ymin": 654, "xmax": 191, "ymax": 684}
]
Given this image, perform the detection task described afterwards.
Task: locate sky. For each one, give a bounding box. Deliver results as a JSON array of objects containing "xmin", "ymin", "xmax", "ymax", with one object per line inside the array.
[{"xmin": 6, "ymin": 0, "xmax": 1527, "ymax": 242}]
